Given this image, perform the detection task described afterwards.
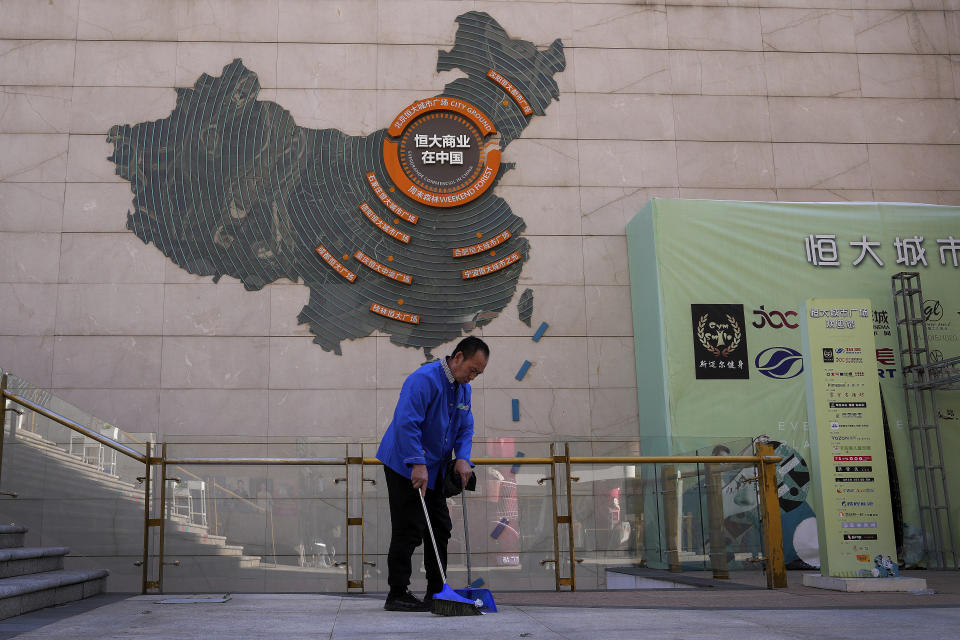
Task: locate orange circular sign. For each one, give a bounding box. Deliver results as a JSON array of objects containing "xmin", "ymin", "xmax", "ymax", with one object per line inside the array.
[{"xmin": 383, "ymin": 97, "xmax": 500, "ymax": 208}]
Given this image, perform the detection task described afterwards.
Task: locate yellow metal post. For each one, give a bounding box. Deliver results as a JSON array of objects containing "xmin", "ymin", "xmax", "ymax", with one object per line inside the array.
[
  {"xmin": 661, "ymin": 465, "xmax": 681, "ymax": 572},
  {"xmin": 757, "ymin": 443, "xmax": 787, "ymax": 588}
]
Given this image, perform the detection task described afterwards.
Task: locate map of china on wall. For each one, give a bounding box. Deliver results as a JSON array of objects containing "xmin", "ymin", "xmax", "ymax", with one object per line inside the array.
[{"xmin": 106, "ymin": 12, "xmax": 565, "ymax": 356}]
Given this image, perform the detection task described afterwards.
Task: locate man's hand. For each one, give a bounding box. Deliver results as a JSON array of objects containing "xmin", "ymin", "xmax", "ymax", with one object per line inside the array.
[
  {"xmin": 454, "ymin": 458, "xmax": 473, "ymax": 490},
  {"xmin": 410, "ymin": 464, "xmax": 428, "ymax": 496}
]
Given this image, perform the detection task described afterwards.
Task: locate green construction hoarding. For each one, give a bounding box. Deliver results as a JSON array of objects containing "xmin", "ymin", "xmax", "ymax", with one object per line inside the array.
[{"xmin": 626, "ymin": 198, "xmax": 960, "ymax": 568}]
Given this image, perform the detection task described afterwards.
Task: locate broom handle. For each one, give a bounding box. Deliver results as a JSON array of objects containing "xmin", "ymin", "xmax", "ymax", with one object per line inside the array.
[
  {"xmin": 418, "ymin": 490, "xmax": 448, "ymax": 585},
  {"xmin": 461, "ymin": 491, "xmax": 472, "ymax": 585}
]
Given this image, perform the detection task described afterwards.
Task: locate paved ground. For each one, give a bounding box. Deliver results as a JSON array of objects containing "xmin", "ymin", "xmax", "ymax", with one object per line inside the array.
[{"xmin": 2, "ymin": 571, "xmax": 959, "ymax": 639}]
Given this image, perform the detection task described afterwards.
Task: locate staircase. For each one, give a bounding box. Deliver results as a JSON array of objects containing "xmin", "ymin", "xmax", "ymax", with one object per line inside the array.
[{"xmin": 0, "ymin": 524, "xmax": 108, "ymax": 620}]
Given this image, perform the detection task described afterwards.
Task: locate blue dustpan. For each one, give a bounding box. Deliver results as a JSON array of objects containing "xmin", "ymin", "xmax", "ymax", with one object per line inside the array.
[{"xmin": 454, "ymin": 587, "xmax": 497, "ymax": 612}]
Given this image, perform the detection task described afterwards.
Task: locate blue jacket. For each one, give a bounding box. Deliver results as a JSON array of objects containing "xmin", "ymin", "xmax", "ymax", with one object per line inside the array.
[{"xmin": 376, "ymin": 360, "xmax": 474, "ymax": 490}]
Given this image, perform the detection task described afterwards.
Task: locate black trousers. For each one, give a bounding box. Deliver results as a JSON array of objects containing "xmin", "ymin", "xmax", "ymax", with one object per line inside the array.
[{"xmin": 384, "ymin": 465, "xmax": 451, "ymax": 595}]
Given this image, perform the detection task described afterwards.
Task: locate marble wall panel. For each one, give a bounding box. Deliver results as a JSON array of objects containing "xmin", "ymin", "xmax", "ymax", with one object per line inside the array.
[
  {"xmin": 854, "ymin": 10, "xmax": 950, "ymax": 54},
  {"xmin": 585, "ymin": 285, "xmax": 634, "ymax": 337},
  {"xmin": 56, "ymin": 283, "xmax": 164, "ymax": 336},
  {"xmin": 59, "ymin": 233, "xmax": 166, "ymax": 284},
  {"xmin": 483, "ymin": 388, "xmax": 591, "ymax": 440},
  {"xmin": 374, "ymin": 334, "xmax": 430, "ymax": 390},
  {"xmin": 272, "ymin": 89, "xmax": 378, "ymax": 136},
  {"xmin": 759, "ymin": 8, "xmax": 856, "ymax": 52},
  {"xmin": 520, "ymin": 235, "xmax": 584, "ymax": 285},
  {"xmin": 768, "ymin": 97, "xmax": 866, "ymax": 143},
  {"xmin": 279, "ymin": 44, "xmax": 378, "ymax": 89},
  {"xmin": 571, "ymin": 3, "xmax": 667, "ymax": 49},
  {"xmin": 676, "ymin": 141, "xmax": 776, "ymax": 189},
  {"xmin": 874, "ymin": 190, "xmax": 942, "ymax": 204},
  {"xmin": 0, "ymin": 0, "xmax": 78, "ymax": 39},
  {"xmin": 493, "ymin": 186, "xmax": 581, "ymax": 236},
  {"xmin": 777, "ymin": 188, "xmax": 875, "ymax": 201},
  {"xmin": 376, "ymin": 45, "xmax": 451, "ymax": 92},
  {"xmin": 577, "ymin": 140, "xmax": 678, "ymax": 188},
  {"xmin": 574, "ymin": 49, "xmax": 671, "ymax": 94},
  {"xmin": 853, "ymin": 0, "xmax": 945, "ymax": 8},
  {"xmin": 482, "ymin": 336, "xmax": 588, "ymax": 390},
  {"xmin": 177, "ymin": 0, "xmax": 280, "ymax": 42},
  {"xmin": 751, "ymin": 0, "xmax": 851, "ymax": 6},
  {"xmin": 0, "ymin": 87, "xmax": 71, "ymax": 134},
  {"xmin": 162, "ymin": 282, "xmax": 271, "ymax": 337},
  {"xmin": 0, "ymin": 134, "xmax": 68, "ymax": 182},
  {"xmin": 74, "ymin": 41, "xmax": 177, "ymax": 87},
  {"xmin": 68, "ymin": 87, "xmax": 173, "ymax": 135},
  {"xmin": 860, "ymin": 98, "xmax": 960, "ymax": 143},
  {"xmin": 678, "ymin": 188, "xmax": 779, "ymax": 201},
  {"xmin": 278, "ymin": 0, "xmax": 377, "ymax": 44},
  {"xmin": 161, "ymin": 336, "xmax": 269, "ymax": 390},
  {"xmin": 480, "ymin": 284, "xmax": 587, "ymax": 338},
  {"xmin": 52, "ymin": 335, "xmax": 161, "ymax": 389},
  {"xmin": 947, "ymin": 11, "xmax": 960, "ymax": 53},
  {"xmin": 669, "ymin": 50, "xmax": 767, "ymax": 96},
  {"xmin": 77, "ymin": 0, "xmax": 179, "ymax": 41},
  {"xmin": 579, "ymin": 187, "xmax": 680, "ymax": 236},
  {"xmin": 268, "ymin": 389, "xmax": 378, "ymax": 439},
  {"xmin": 268, "ymin": 336, "xmax": 377, "ymax": 389},
  {"xmin": 589, "ymin": 388, "xmax": 640, "ymax": 439},
  {"xmin": 583, "ymin": 236, "xmax": 630, "ymax": 286},
  {"xmin": 0, "ymin": 40, "xmax": 76, "ymax": 87},
  {"xmin": 868, "ymin": 144, "xmax": 960, "ymax": 190},
  {"xmin": 378, "ymin": 0, "xmax": 474, "ymax": 45},
  {"xmin": 65, "ymin": 134, "xmax": 120, "ymax": 183},
  {"xmin": 0, "ymin": 283, "xmax": 58, "ymax": 335},
  {"xmin": 587, "ymin": 336, "xmax": 638, "ymax": 388},
  {"xmin": 673, "ymin": 95, "xmax": 771, "ymax": 142},
  {"xmin": 666, "ymin": 6, "xmax": 762, "ymax": 51},
  {"xmin": 269, "ymin": 284, "xmax": 313, "ymax": 337},
  {"xmin": 521, "ymin": 92, "xmax": 578, "ymax": 141},
  {"xmin": 0, "ymin": 336, "xmax": 55, "ymax": 388},
  {"xmin": 773, "ymin": 142, "xmax": 871, "ymax": 189},
  {"xmin": 176, "ymin": 43, "xmax": 279, "ymax": 89},
  {"xmin": 54, "ymin": 388, "xmax": 160, "ymax": 435},
  {"xmin": 61, "ymin": 183, "xmax": 133, "ymax": 232},
  {"xmin": 764, "ymin": 52, "xmax": 860, "ymax": 96},
  {"xmin": 474, "ymin": 1, "xmax": 575, "ymax": 47},
  {"xmin": 576, "ymin": 94, "xmax": 675, "ymax": 141},
  {"xmin": 499, "ymin": 139, "xmax": 580, "ymax": 187},
  {"xmin": 0, "ymin": 183, "xmax": 65, "ymax": 233},
  {"xmin": 159, "ymin": 389, "xmax": 269, "ymax": 437},
  {"xmin": 0, "ymin": 232, "xmax": 62, "ymax": 284},
  {"xmin": 859, "ymin": 53, "xmax": 955, "ymax": 98}
]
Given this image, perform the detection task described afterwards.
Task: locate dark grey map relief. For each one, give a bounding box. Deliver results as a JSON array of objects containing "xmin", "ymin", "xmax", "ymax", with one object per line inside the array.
[{"xmin": 107, "ymin": 12, "xmax": 564, "ymax": 356}]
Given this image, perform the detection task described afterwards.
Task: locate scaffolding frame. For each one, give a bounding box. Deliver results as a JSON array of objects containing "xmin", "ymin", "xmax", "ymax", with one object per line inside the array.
[{"xmin": 891, "ymin": 272, "xmax": 960, "ymax": 569}]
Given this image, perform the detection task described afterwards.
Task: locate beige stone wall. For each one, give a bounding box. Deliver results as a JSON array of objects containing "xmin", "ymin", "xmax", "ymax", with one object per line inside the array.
[{"xmin": 1, "ymin": 0, "xmax": 958, "ymax": 442}]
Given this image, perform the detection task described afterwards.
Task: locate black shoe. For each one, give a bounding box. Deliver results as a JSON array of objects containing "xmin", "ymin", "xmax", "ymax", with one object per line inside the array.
[{"xmin": 384, "ymin": 590, "xmax": 430, "ymax": 612}]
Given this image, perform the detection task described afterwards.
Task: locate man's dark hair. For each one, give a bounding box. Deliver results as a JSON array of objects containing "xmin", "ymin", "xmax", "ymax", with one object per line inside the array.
[{"xmin": 452, "ymin": 336, "xmax": 489, "ymax": 360}]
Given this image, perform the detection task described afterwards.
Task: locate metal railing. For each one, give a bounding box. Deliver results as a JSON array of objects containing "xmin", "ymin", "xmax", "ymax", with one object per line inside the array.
[{"xmin": 1, "ymin": 372, "xmax": 786, "ymax": 593}]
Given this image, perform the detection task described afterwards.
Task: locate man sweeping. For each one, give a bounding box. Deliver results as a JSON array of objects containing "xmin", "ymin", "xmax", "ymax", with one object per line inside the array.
[{"xmin": 376, "ymin": 336, "xmax": 488, "ymax": 612}]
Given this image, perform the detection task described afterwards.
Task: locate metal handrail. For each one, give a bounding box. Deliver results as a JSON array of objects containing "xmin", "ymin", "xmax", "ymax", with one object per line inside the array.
[{"xmin": 2, "ymin": 390, "xmax": 146, "ymax": 463}]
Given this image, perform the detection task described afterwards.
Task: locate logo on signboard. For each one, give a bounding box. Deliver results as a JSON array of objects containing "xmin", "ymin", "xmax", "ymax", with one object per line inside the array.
[
  {"xmin": 691, "ymin": 304, "xmax": 749, "ymax": 379},
  {"xmin": 383, "ymin": 97, "xmax": 500, "ymax": 208},
  {"xmin": 822, "ymin": 348, "xmax": 834, "ymax": 362},
  {"xmin": 751, "ymin": 306, "xmax": 799, "ymax": 329},
  {"xmin": 754, "ymin": 346, "xmax": 804, "ymax": 379},
  {"xmin": 923, "ymin": 299, "xmax": 943, "ymax": 322}
]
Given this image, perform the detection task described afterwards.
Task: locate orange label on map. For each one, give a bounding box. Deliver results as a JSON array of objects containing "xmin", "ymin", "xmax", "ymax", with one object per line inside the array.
[
  {"xmin": 315, "ymin": 245, "xmax": 356, "ymax": 283},
  {"xmin": 360, "ymin": 203, "xmax": 411, "ymax": 244},
  {"xmin": 354, "ymin": 250, "xmax": 412, "ymax": 284},
  {"xmin": 370, "ymin": 302, "xmax": 420, "ymax": 324},
  {"xmin": 366, "ymin": 173, "xmax": 418, "ymax": 224},
  {"xmin": 487, "ymin": 70, "xmax": 533, "ymax": 116},
  {"xmin": 388, "ymin": 97, "xmax": 496, "ymax": 137},
  {"xmin": 453, "ymin": 229, "xmax": 512, "ymax": 257},
  {"xmin": 461, "ymin": 250, "xmax": 522, "ymax": 279}
]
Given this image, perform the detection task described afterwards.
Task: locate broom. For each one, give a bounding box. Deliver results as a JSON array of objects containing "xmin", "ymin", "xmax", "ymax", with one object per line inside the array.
[{"xmin": 417, "ymin": 491, "xmax": 482, "ymax": 616}]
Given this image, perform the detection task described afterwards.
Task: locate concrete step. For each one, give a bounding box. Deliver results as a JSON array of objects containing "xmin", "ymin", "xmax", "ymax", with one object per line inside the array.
[
  {"xmin": 0, "ymin": 526, "xmax": 26, "ymax": 550},
  {"xmin": 0, "ymin": 568, "xmax": 108, "ymax": 621},
  {"xmin": 0, "ymin": 546, "xmax": 69, "ymax": 578}
]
